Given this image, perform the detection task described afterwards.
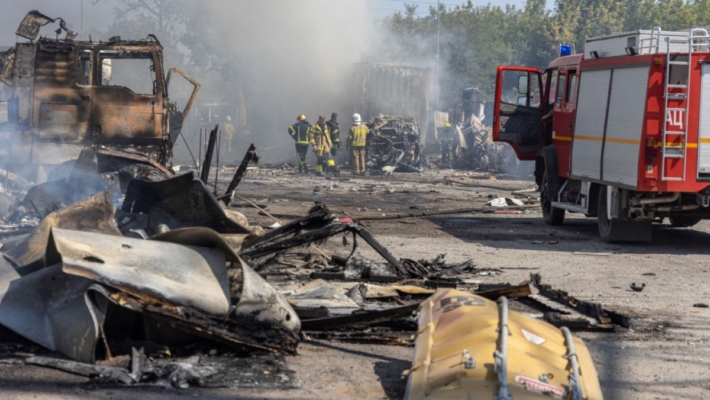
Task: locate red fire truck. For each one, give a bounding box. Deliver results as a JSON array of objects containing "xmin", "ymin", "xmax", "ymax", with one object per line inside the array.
[{"xmin": 493, "ymin": 28, "xmax": 710, "ymax": 242}]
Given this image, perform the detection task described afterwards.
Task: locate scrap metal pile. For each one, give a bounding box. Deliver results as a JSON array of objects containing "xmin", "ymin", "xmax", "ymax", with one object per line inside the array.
[
  {"xmin": 445, "ymin": 115, "xmax": 519, "ymax": 173},
  {"xmin": 365, "ymin": 115, "xmax": 422, "ymax": 173},
  {"xmin": 0, "ymin": 137, "xmax": 625, "ymax": 396}
]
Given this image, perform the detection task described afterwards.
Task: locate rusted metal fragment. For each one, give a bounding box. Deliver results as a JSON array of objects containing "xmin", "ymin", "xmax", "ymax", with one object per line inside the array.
[
  {"xmin": 0, "ymin": 48, "xmax": 15, "ymax": 86},
  {"xmin": 165, "ymin": 67, "xmax": 201, "ymax": 143},
  {"xmin": 475, "ymin": 282, "xmax": 534, "ymax": 300},
  {"xmin": 121, "ymin": 172, "xmax": 250, "ymax": 235},
  {"xmin": 3, "ymin": 191, "xmax": 119, "ymax": 269},
  {"xmin": 15, "ymin": 10, "xmax": 55, "ymax": 40}
]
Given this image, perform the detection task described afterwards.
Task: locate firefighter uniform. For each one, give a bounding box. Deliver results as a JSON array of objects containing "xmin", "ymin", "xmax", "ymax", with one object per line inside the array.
[
  {"xmin": 308, "ymin": 122, "xmax": 332, "ymax": 176},
  {"xmin": 326, "ymin": 117, "xmax": 340, "ymax": 171},
  {"xmin": 440, "ymin": 122, "xmax": 455, "ymax": 167},
  {"xmin": 224, "ymin": 116, "xmax": 235, "ymax": 155},
  {"xmin": 347, "ymin": 123, "xmax": 369, "ymax": 175},
  {"xmin": 289, "ymin": 116, "xmax": 311, "ymax": 173}
]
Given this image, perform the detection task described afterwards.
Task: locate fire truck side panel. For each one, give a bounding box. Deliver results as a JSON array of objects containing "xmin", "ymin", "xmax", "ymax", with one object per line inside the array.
[
  {"xmin": 600, "ymin": 66, "xmax": 649, "ymax": 188},
  {"xmin": 697, "ymin": 63, "xmax": 710, "ymax": 176},
  {"xmin": 570, "ymin": 69, "xmax": 611, "ymax": 180}
]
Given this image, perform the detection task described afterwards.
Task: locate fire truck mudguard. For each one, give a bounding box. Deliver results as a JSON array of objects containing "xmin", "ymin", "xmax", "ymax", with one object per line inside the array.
[{"xmin": 404, "ymin": 289, "xmax": 604, "ymax": 400}]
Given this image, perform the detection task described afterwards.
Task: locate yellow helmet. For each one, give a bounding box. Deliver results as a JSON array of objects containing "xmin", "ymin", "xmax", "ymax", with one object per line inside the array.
[
  {"xmin": 297, "ymin": 114, "xmax": 306, "ymax": 121},
  {"xmin": 445, "ymin": 122, "xmax": 451, "ymax": 128}
]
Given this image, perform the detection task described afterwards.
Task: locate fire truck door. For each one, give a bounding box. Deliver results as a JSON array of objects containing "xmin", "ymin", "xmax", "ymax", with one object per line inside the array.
[{"xmin": 493, "ymin": 67, "xmax": 542, "ymax": 160}]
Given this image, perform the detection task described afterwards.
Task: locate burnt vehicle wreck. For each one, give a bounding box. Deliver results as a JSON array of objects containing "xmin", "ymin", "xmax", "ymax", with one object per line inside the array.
[
  {"xmin": 365, "ymin": 115, "xmax": 422, "ymax": 172},
  {"xmin": 0, "ymin": 10, "xmax": 200, "ymax": 181}
]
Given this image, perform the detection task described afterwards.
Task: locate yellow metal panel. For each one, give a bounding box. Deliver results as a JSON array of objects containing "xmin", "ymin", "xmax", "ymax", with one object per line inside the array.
[{"xmin": 405, "ymin": 289, "xmax": 604, "ymax": 400}]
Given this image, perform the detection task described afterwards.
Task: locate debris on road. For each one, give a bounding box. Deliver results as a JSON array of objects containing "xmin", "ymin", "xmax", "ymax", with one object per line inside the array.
[
  {"xmin": 529, "ymin": 274, "xmax": 631, "ymax": 330},
  {"xmin": 630, "ymin": 283, "xmax": 646, "ymax": 292}
]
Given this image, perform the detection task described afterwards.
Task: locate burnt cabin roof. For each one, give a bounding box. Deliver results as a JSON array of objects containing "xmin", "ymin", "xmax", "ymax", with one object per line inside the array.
[{"xmin": 36, "ymin": 36, "xmax": 163, "ymax": 51}]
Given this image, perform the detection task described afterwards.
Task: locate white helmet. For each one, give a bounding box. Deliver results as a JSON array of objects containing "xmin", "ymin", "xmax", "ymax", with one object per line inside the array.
[{"xmin": 352, "ymin": 113, "xmax": 362, "ymax": 125}]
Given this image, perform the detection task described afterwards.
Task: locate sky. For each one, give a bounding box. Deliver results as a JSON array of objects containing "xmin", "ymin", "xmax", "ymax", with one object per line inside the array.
[{"xmin": 0, "ymin": 0, "xmax": 539, "ymax": 45}]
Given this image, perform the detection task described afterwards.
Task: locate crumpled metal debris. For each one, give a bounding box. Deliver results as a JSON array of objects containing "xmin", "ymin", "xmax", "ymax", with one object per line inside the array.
[
  {"xmin": 0, "ymin": 222, "xmax": 300, "ymax": 363},
  {"xmin": 120, "ymin": 172, "xmax": 253, "ymax": 237},
  {"xmin": 365, "ymin": 115, "xmax": 422, "ymax": 172}
]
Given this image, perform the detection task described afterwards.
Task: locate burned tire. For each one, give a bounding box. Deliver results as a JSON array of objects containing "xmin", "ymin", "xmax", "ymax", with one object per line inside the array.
[
  {"xmin": 541, "ymin": 170, "xmax": 564, "ymax": 225},
  {"xmin": 669, "ymin": 215, "xmax": 702, "ymax": 228},
  {"xmin": 597, "ymin": 186, "xmax": 652, "ymax": 242}
]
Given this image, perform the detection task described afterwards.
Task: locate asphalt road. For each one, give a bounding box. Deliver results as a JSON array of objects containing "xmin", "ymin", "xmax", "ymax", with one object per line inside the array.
[{"xmin": 1, "ymin": 167, "xmax": 709, "ymax": 399}]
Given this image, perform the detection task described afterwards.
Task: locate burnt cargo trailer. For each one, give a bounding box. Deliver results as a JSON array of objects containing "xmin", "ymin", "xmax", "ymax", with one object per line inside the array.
[{"xmin": 351, "ymin": 63, "xmax": 431, "ymax": 142}]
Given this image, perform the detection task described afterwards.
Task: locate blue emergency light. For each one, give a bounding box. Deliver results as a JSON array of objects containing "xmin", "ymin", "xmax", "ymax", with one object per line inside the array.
[{"xmin": 559, "ymin": 44, "xmax": 573, "ymax": 57}]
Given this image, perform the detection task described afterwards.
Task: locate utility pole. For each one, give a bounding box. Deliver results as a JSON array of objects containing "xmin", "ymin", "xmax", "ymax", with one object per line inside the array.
[
  {"xmin": 80, "ymin": 0, "xmax": 84, "ymax": 37},
  {"xmin": 436, "ymin": 0, "xmax": 440, "ymax": 111}
]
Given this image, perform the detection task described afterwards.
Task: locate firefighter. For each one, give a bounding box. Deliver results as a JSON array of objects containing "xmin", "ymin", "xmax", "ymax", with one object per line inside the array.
[
  {"xmin": 288, "ymin": 114, "xmax": 311, "ymax": 173},
  {"xmin": 440, "ymin": 122, "xmax": 455, "ymax": 168},
  {"xmin": 347, "ymin": 113, "xmax": 369, "ymax": 175},
  {"xmin": 326, "ymin": 113, "xmax": 340, "ymax": 175},
  {"xmin": 309, "ymin": 115, "xmax": 332, "ymax": 176},
  {"xmin": 224, "ymin": 116, "xmax": 235, "ymax": 155}
]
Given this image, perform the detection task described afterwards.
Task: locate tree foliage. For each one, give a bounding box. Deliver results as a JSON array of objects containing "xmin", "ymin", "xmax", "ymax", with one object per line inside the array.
[{"xmin": 378, "ymin": 0, "xmax": 710, "ymax": 104}]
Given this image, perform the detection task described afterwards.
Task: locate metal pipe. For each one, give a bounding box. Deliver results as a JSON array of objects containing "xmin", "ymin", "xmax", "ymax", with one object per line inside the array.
[
  {"xmin": 648, "ymin": 204, "xmax": 699, "ymax": 212},
  {"xmin": 214, "ymin": 129, "xmax": 221, "ymax": 195},
  {"xmin": 494, "ymin": 296, "xmax": 511, "ymax": 400},
  {"xmin": 634, "ymin": 191, "xmax": 680, "ymax": 205},
  {"xmin": 561, "ymin": 327, "xmax": 584, "ymax": 400}
]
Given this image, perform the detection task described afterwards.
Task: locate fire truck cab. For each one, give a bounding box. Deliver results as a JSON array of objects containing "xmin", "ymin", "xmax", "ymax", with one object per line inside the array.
[{"xmin": 494, "ymin": 28, "xmax": 710, "ymax": 242}]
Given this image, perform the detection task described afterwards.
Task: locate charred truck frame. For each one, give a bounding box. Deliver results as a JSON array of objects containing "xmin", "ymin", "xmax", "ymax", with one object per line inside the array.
[
  {"xmin": 0, "ymin": 11, "xmax": 199, "ymax": 180},
  {"xmin": 494, "ymin": 28, "xmax": 710, "ymax": 242}
]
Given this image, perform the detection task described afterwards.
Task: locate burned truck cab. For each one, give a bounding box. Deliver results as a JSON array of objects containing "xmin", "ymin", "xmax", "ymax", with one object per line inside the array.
[{"xmin": 0, "ymin": 11, "xmax": 199, "ymax": 181}]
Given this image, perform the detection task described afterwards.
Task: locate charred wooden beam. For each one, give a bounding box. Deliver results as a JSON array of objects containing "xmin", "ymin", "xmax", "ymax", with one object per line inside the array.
[
  {"xmin": 222, "ymin": 143, "xmax": 258, "ymax": 205},
  {"xmin": 200, "ymin": 124, "xmax": 219, "ymax": 184},
  {"xmin": 241, "ymin": 222, "xmax": 351, "ymax": 259}
]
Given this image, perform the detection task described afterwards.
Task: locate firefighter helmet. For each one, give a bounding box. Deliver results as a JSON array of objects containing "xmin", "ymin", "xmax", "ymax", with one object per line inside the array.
[
  {"xmin": 297, "ymin": 114, "xmax": 306, "ymax": 121},
  {"xmin": 352, "ymin": 113, "xmax": 362, "ymax": 125},
  {"xmin": 445, "ymin": 122, "xmax": 451, "ymax": 128}
]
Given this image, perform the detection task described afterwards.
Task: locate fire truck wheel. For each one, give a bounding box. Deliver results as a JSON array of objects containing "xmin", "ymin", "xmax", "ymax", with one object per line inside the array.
[
  {"xmin": 597, "ymin": 186, "xmax": 652, "ymax": 242},
  {"xmin": 668, "ymin": 215, "xmax": 702, "ymax": 228},
  {"xmin": 541, "ymin": 171, "xmax": 564, "ymax": 225}
]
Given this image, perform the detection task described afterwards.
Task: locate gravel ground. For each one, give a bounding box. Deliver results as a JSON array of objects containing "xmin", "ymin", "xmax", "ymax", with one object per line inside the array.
[{"xmin": 2, "ymin": 167, "xmax": 709, "ymax": 399}]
